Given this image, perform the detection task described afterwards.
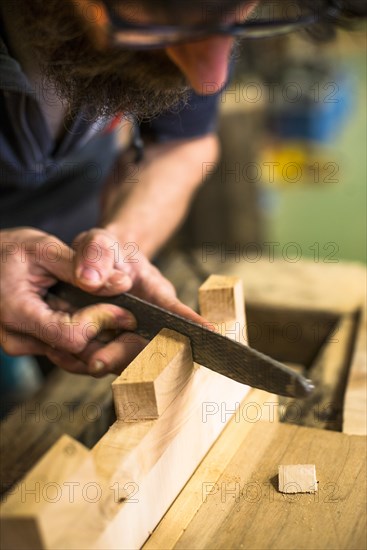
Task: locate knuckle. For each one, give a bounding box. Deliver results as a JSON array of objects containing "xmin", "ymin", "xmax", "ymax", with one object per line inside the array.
[
  {"xmin": 58, "ymin": 337, "xmax": 85, "ymax": 355},
  {"xmin": 93, "ymin": 234, "xmax": 114, "ymax": 254},
  {"xmin": 2, "ymin": 339, "xmax": 23, "ymax": 356},
  {"xmin": 47, "ymin": 313, "xmax": 86, "ymax": 354},
  {"xmin": 21, "ymin": 301, "xmax": 39, "ymax": 322},
  {"xmin": 72, "ymin": 231, "xmax": 88, "ymax": 248},
  {"xmin": 1, "ymin": 341, "xmax": 15, "ymax": 355}
]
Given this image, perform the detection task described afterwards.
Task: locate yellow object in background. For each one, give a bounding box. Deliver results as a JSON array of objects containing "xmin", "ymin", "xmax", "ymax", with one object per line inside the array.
[{"xmin": 260, "ymin": 142, "xmax": 340, "ymax": 187}]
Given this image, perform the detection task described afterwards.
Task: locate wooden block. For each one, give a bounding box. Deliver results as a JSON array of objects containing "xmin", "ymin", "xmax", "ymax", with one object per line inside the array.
[
  {"xmin": 0, "ymin": 435, "xmax": 92, "ymax": 550},
  {"xmin": 278, "ymin": 464, "xmax": 318, "ymax": 494},
  {"xmin": 0, "ymin": 372, "xmax": 247, "ymax": 550},
  {"xmin": 112, "ymin": 329, "xmax": 194, "ymax": 421},
  {"xmin": 199, "ymin": 274, "xmax": 247, "ymax": 344},
  {"xmin": 199, "ymin": 275, "xmax": 244, "ymax": 322},
  {"xmin": 343, "ymin": 309, "xmax": 367, "ymax": 435},
  {"xmin": 0, "ymin": 369, "xmax": 115, "ymax": 498},
  {"xmin": 0, "ymin": 275, "xmax": 250, "ymax": 550},
  {"xmin": 143, "ymin": 388, "xmax": 275, "ymax": 550}
]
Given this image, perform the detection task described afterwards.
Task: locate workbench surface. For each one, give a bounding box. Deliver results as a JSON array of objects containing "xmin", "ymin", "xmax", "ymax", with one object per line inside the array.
[
  {"xmin": 144, "ymin": 410, "xmax": 366, "ymax": 550},
  {"xmin": 1, "ymin": 258, "xmax": 366, "ymax": 550}
]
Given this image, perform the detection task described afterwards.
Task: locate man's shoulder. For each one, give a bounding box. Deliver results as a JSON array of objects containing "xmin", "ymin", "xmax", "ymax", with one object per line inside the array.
[{"xmin": 0, "ymin": 33, "xmax": 34, "ymax": 96}]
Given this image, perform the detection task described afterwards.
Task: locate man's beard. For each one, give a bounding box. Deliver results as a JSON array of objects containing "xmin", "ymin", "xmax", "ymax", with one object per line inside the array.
[{"xmin": 13, "ymin": 0, "xmax": 190, "ymax": 120}]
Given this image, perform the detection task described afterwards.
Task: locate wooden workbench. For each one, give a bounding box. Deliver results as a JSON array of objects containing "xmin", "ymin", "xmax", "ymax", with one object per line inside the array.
[
  {"xmin": 1, "ymin": 258, "xmax": 366, "ymax": 549},
  {"xmin": 160, "ymin": 254, "xmax": 367, "ymax": 434},
  {"xmin": 144, "ymin": 416, "xmax": 366, "ymax": 550},
  {"xmin": 145, "ymin": 255, "xmax": 367, "ymax": 548}
]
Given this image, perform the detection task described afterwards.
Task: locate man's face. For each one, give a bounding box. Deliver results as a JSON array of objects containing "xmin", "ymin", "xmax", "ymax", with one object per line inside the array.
[{"xmin": 15, "ymin": 0, "xmax": 247, "ymax": 119}]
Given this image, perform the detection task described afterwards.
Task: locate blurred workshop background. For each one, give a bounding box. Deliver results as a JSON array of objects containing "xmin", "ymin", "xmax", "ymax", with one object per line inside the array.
[
  {"xmin": 155, "ymin": 24, "xmax": 367, "ymax": 434},
  {"xmin": 176, "ymin": 22, "xmax": 366, "ymax": 266}
]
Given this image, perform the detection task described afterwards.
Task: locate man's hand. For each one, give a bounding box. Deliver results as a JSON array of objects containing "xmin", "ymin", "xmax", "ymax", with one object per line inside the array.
[
  {"xmin": 70, "ymin": 227, "xmax": 206, "ymax": 374},
  {"xmin": 0, "ymin": 227, "xmax": 204, "ymax": 377},
  {"xmin": 0, "ymin": 227, "xmax": 142, "ymax": 375}
]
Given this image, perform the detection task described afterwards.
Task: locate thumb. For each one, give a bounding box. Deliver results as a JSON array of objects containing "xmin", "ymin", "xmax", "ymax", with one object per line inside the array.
[{"xmin": 73, "ymin": 230, "xmax": 127, "ymax": 292}]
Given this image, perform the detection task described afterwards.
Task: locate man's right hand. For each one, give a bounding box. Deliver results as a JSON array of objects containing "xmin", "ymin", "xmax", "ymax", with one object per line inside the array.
[{"xmin": 0, "ymin": 228, "xmax": 142, "ymax": 375}]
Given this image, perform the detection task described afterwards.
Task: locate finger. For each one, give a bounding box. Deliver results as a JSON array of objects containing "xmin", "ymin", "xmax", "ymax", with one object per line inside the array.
[
  {"xmin": 35, "ymin": 234, "xmax": 76, "ymax": 285},
  {"xmin": 131, "ymin": 260, "xmax": 177, "ymax": 304},
  {"xmin": 2, "ymin": 324, "xmax": 90, "ymax": 376},
  {"xmin": 70, "ymin": 339, "xmax": 106, "ymax": 377},
  {"xmin": 46, "ymin": 293, "xmax": 78, "ymax": 313},
  {"xmin": 0, "ymin": 328, "xmax": 51, "ymax": 356},
  {"xmin": 131, "ymin": 262, "xmax": 206, "ymax": 324},
  {"xmin": 8, "ymin": 296, "xmax": 137, "ymax": 355},
  {"xmin": 128, "ymin": 259, "xmax": 209, "ymax": 327},
  {"xmin": 46, "ymin": 349, "xmax": 89, "ymax": 375},
  {"xmin": 84, "ymin": 332, "xmax": 147, "ymax": 376},
  {"xmin": 165, "ymin": 297, "xmax": 210, "ymax": 326},
  {"xmin": 72, "ymin": 303, "xmax": 137, "ymax": 340},
  {"xmin": 138, "ymin": 266, "xmax": 215, "ymax": 328},
  {"xmin": 73, "ymin": 229, "xmax": 131, "ymax": 291}
]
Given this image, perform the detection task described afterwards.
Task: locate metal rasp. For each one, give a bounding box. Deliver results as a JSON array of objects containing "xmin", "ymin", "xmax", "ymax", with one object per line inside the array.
[{"xmin": 49, "ymin": 282, "xmax": 314, "ymax": 398}]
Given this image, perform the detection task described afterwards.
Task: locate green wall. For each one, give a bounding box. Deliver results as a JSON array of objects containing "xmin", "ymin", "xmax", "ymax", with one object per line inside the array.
[{"xmin": 267, "ymin": 54, "xmax": 366, "ymax": 264}]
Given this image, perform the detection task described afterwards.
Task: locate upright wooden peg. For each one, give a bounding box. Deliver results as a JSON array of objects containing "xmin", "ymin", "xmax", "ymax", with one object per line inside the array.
[{"xmin": 199, "ymin": 275, "xmax": 247, "ymax": 344}]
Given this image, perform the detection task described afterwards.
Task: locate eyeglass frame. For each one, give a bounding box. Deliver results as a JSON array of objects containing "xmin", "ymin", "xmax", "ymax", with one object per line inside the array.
[{"xmin": 103, "ymin": 1, "xmax": 341, "ymax": 49}]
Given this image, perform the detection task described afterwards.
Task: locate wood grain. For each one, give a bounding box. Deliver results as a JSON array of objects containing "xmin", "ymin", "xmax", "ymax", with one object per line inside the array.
[
  {"xmin": 199, "ymin": 275, "xmax": 247, "ymax": 340},
  {"xmin": 343, "ymin": 308, "xmax": 367, "ymax": 435},
  {"xmin": 278, "ymin": 312, "xmax": 360, "ymax": 431},
  {"xmin": 0, "ymin": 276, "xmax": 250, "ymax": 550},
  {"xmin": 278, "ymin": 464, "xmax": 317, "ymax": 493},
  {"xmin": 143, "ymin": 388, "xmax": 278, "ymax": 550},
  {"xmin": 168, "ymin": 422, "xmax": 366, "ymax": 550},
  {"xmin": 112, "ymin": 329, "xmax": 193, "ymax": 421},
  {"xmin": 163, "ymin": 254, "xmax": 367, "ymax": 433},
  {"xmin": 0, "ymin": 369, "xmax": 115, "ymax": 497},
  {"xmin": 0, "ymin": 435, "xmax": 91, "ymax": 549}
]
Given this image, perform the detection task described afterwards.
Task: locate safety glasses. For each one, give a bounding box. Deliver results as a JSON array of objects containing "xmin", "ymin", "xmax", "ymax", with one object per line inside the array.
[{"xmin": 104, "ymin": 2, "xmax": 341, "ymax": 49}]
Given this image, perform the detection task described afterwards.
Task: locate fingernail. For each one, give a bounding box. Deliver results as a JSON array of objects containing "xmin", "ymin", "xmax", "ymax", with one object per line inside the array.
[
  {"xmin": 89, "ymin": 359, "xmax": 106, "ymax": 374},
  {"xmin": 125, "ymin": 316, "xmax": 137, "ymax": 330},
  {"xmin": 79, "ymin": 267, "xmax": 101, "ymax": 283}
]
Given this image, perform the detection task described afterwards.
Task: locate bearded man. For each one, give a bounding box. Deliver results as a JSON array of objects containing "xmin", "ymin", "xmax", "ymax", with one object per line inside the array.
[{"xmin": 0, "ymin": 0, "xmax": 364, "ymax": 379}]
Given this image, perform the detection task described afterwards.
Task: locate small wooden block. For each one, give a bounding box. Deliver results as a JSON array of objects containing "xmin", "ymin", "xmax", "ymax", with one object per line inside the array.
[
  {"xmin": 199, "ymin": 275, "xmax": 247, "ymax": 345},
  {"xmin": 0, "ymin": 434, "xmax": 92, "ymax": 550},
  {"xmin": 199, "ymin": 275, "xmax": 244, "ymax": 323},
  {"xmin": 112, "ymin": 328, "xmax": 194, "ymax": 421},
  {"xmin": 278, "ymin": 464, "xmax": 318, "ymax": 494}
]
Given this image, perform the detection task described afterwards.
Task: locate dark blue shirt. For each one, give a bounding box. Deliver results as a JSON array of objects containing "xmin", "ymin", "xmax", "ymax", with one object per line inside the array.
[{"xmin": 0, "ymin": 36, "xmax": 221, "ymax": 244}]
